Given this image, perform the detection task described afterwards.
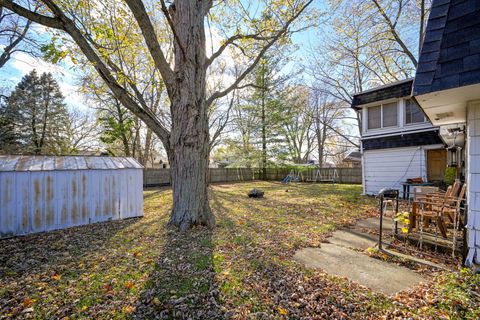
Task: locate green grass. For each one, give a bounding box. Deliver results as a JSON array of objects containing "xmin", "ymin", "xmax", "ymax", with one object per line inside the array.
[{"xmin": 0, "ymin": 182, "xmax": 478, "ymax": 319}]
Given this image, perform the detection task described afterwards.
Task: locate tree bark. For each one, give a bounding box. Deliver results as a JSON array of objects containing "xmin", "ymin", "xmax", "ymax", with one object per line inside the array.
[
  {"xmin": 261, "ymin": 84, "xmax": 267, "ymax": 180},
  {"xmin": 0, "ymin": 0, "xmax": 312, "ymax": 231},
  {"xmin": 167, "ymin": 0, "xmax": 213, "ymax": 230}
]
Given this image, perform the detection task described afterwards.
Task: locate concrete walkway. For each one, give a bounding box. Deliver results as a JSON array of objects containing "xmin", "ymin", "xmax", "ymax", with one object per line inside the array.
[{"xmin": 294, "ymin": 217, "xmax": 425, "ymax": 296}]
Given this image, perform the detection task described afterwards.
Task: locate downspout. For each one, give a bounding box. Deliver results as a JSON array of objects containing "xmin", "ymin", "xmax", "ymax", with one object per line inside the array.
[{"xmin": 361, "ymin": 139, "xmax": 366, "ymax": 195}]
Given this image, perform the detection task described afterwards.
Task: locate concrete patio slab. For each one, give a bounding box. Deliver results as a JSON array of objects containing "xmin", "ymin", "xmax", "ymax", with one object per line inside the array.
[
  {"xmin": 327, "ymin": 229, "xmax": 377, "ymax": 250},
  {"xmin": 352, "ymin": 216, "xmax": 394, "ymax": 231},
  {"xmin": 294, "ymin": 244, "xmax": 424, "ymax": 296}
]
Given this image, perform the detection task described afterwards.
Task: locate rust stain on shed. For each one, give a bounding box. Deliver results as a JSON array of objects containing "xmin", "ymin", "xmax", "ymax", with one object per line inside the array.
[
  {"xmin": 0, "ymin": 156, "xmax": 143, "ymax": 238},
  {"xmin": 3, "ymin": 177, "xmax": 11, "ymax": 229},
  {"xmin": 112, "ymin": 176, "xmax": 117, "ymax": 216},
  {"xmin": 34, "ymin": 179, "xmax": 41, "ymax": 230},
  {"xmin": 2, "ymin": 177, "xmax": 9, "ymax": 204},
  {"xmin": 82, "ymin": 174, "xmax": 87, "ymax": 221},
  {"xmin": 103, "ymin": 176, "xmax": 110, "ymax": 215},
  {"xmin": 71, "ymin": 178, "xmax": 78, "ymax": 223},
  {"xmin": 46, "ymin": 175, "xmax": 54, "ymax": 227},
  {"xmin": 22, "ymin": 205, "xmax": 28, "ymax": 229},
  {"xmin": 15, "ymin": 157, "xmax": 30, "ymax": 171}
]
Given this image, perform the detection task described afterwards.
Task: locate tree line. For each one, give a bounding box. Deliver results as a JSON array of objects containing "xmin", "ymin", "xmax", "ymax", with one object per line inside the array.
[{"xmin": 0, "ymin": 0, "xmax": 429, "ymax": 230}]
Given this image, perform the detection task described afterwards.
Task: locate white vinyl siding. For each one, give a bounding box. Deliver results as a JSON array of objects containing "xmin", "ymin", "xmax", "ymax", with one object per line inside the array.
[
  {"xmin": 466, "ymin": 102, "xmax": 480, "ymax": 265},
  {"xmin": 363, "ymin": 147, "xmax": 426, "ymax": 196}
]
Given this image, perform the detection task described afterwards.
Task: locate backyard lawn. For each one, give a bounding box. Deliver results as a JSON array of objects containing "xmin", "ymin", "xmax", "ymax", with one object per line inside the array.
[{"xmin": 1, "ymin": 182, "xmax": 479, "ymax": 319}]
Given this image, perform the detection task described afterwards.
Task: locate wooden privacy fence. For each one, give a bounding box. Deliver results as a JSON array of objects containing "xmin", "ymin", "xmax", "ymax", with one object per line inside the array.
[{"xmin": 143, "ymin": 167, "xmax": 362, "ymax": 187}]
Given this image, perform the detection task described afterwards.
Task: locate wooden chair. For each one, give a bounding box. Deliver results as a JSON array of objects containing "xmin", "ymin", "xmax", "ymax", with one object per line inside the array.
[
  {"xmin": 409, "ymin": 186, "xmax": 446, "ymax": 232},
  {"xmin": 413, "ymin": 198, "xmax": 448, "ymax": 238},
  {"xmin": 410, "ymin": 183, "xmax": 466, "ymax": 239},
  {"xmin": 442, "ymin": 183, "xmax": 467, "ymax": 227}
]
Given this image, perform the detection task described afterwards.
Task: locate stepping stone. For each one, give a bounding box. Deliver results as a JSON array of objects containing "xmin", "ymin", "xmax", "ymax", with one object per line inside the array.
[
  {"xmin": 294, "ymin": 244, "xmax": 424, "ymax": 296},
  {"xmin": 352, "ymin": 216, "xmax": 394, "ymax": 231},
  {"xmin": 327, "ymin": 229, "xmax": 377, "ymax": 250}
]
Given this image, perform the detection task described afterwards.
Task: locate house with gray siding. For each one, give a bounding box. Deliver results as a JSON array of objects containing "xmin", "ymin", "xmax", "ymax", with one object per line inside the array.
[{"xmin": 351, "ymin": 79, "xmax": 446, "ymax": 197}]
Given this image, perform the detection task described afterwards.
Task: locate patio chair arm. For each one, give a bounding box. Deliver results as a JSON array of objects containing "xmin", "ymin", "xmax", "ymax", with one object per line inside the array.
[{"xmin": 414, "ymin": 200, "xmax": 446, "ymax": 206}]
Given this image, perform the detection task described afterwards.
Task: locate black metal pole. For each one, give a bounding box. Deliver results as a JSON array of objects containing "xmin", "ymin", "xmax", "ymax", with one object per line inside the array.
[
  {"xmin": 394, "ymin": 190, "xmax": 399, "ymax": 235},
  {"xmin": 379, "ymin": 194, "xmax": 384, "ymax": 250}
]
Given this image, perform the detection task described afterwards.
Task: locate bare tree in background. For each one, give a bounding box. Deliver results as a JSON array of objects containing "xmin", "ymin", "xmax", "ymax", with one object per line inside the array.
[
  {"xmin": 0, "ymin": 3, "xmax": 41, "ymax": 68},
  {"xmin": 1, "ymin": 0, "xmax": 314, "ymax": 230},
  {"xmin": 309, "ymin": 0, "xmax": 430, "ymax": 135},
  {"xmin": 62, "ymin": 108, "xmax": 100, "ymax": 154}
]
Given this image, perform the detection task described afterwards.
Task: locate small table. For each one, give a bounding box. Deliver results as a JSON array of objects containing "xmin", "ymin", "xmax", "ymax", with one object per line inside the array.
[{"xmin": 401, "ymin": 182, "xmax": 434, "ymax": 200}]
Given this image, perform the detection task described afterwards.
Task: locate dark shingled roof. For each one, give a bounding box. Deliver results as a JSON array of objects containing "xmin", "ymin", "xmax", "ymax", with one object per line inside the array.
[
  {"xmin": 351, "ymin": 79, "xmax": 413, "ymax": 109},
  {"xmin": 362, "ymin": 130, "xmax": 444, "ymax": 151},
  {"xmin": 413, "ymin": 0, "xmax": 480, "ymax": 95}
]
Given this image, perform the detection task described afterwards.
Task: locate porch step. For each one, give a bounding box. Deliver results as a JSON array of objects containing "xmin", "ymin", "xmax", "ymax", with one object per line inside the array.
[
  {"xmin": 327, "ymin": 229, "xmax": 379, "ymax": 250},
  {"xmin": 294, "ymin": 244, "xmax": 425, "ymax": 296}
]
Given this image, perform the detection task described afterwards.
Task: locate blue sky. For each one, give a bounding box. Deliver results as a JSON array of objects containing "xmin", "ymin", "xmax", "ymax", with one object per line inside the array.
[{"xmin": 0, "ymin": 0, "xmax": 325, "ymax": 112}]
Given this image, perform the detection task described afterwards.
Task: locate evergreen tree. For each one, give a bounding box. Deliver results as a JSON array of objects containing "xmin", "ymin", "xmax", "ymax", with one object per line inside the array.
[
  {"xmin": 249, "ymin": 54, "xmax": 290, "ymax": 171},
  {"xmin": 0, "ymin": 94, "xmax": 19, "ymax": 153},
  {"xmin": 7, "ymin": 70, "xmax": 69, "ymax": 155}
]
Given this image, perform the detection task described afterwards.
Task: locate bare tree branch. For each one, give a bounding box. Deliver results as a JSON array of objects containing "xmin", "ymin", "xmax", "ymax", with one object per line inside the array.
[
  {"xmin": 206, "ymin": 0, "xmax": 313, "ymax": 106},
  {"xmin": 125, "ymin": 0, "xmax": 175, "ymax": 89}
]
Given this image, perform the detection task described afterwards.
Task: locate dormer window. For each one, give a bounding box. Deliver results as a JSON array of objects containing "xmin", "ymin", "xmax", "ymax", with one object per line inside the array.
[
  {"xmin": 367, "ymin": 102, "xmax": 398, "ymax": 130},
  {"xmin": 405, "ymin": 99, "xmax": 426, "ymax": 124}
]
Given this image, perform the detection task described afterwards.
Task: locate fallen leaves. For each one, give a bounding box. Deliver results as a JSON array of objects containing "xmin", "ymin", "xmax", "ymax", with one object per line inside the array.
[
  {"xmin": 51, "ymin": 274, "xmax": 62, "ymax": 281},
  {"xmin": 121, "ymin": 305, "xmax": 135, "ymax": 314},
  {"xmin": 277, "ymin": 306, "xmax": 288, "ymax": 315},
  {"xmin": 1, "ymin": 182, "xmax": 477, "ymax": 319},
  {"xmin": 22, "ymin": 298, "xmax": 35, "ymax": 307},
  {"xmin": 124, "ymin": 281, "xmax": 134, "ymax": 290}
]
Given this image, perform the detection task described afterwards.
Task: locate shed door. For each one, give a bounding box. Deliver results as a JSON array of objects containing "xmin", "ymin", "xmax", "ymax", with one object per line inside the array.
[{"xmin": 427, "ymin": 149, "xmax": 447, "ymax": 182}]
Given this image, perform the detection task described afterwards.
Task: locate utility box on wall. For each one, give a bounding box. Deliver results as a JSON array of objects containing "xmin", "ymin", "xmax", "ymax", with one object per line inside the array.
[{"xmin": 0, "ymin": 156, "xmax": 143, "ymax": 238}]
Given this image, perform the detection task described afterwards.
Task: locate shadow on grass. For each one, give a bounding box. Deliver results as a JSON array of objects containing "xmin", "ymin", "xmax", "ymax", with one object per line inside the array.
[
  {"xmin": 143, "ymin": 186, "xmax": 172, "ymax": 200},
  {"xmin": 133, "ymin": 226, "xmax": 222, "ymax": 319},
  {"xmin": 0, "ymin": 218, "xmax": 139, "ymax": 280},
  {"xmin": 0, "ymin": 217, "xmax": 144, "ymax": 317},
  {"xmin": 206, "ymin": 185, "xmax": 385, "ymax": 318}
]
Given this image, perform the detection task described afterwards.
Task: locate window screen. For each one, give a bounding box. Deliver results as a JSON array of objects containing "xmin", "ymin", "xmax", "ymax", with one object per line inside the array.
[
  {"xmin": 368, "ymin": 106, "xmax": 381, "ymax": 129},
  {"xmin": 382, "ymin": 102, "xmax": 398, "ymax": 127}
]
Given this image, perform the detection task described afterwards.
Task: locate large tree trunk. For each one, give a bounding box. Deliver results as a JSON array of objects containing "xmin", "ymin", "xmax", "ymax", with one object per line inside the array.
[
  {"xmin": 261, "ymin": 87, "xmax": 267, "ymax": 180},
  {"xmin": 167, "ymin": 0, "xmax": 214, "ymax": 230}
]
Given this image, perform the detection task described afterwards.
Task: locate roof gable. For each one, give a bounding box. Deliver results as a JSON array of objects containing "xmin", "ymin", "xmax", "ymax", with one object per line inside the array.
[{"xmin": 413, "ymin": 0, "xmax": 480, "ymax": 95}]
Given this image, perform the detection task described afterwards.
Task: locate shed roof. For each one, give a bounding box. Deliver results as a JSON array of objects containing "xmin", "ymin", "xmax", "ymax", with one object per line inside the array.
[
  {"xmin": 351, "ymin": 79, "xmax": 413, "ymax": 109},
  {"xmin": 0, "ymin": 156, "xmax": 143, "ymax": 172},
  {"xmin": 343, "ymin": 151, "xmax": 361, "ymax": 162},
  {"xmin": 413, "ymin": 0, "xmax": 480, "ymax": 95}
]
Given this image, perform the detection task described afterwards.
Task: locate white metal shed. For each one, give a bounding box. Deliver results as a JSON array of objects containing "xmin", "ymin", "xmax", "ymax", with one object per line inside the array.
[{"xmin": 0, "ymin": 156, "xmax": 143, "ymax": 238}]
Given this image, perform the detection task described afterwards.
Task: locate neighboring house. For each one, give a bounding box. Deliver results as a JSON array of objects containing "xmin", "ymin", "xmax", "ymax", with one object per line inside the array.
[
  {"xmin": 342, "ymin": 151, "xmax": 362, "ymax": 168},
  {"xmin": 412, "ymin": 0, "xmax": 480, "ymax": 266},
  {"xmin": 351, "ymin": 79, "xmax": 445, "ymax": 196}
]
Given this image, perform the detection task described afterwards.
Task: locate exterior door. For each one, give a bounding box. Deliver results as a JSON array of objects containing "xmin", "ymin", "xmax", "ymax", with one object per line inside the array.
[{"xmin": 427, "ymin": 149, "xmax": 447, "ymax": 182}]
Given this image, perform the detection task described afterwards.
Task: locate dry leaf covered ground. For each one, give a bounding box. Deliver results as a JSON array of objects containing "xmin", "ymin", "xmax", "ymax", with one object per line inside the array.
[{"xmin": 1, "ymin": 182, "xmax": 479, "ymax": 319}]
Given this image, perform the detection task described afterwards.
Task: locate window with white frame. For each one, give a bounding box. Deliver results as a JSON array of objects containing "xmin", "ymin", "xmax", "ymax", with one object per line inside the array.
[
  {"xmin": 367, "ymin": 102, "xmax": 398, "ymax": 130},
  {"xmin": 405, "ymin": 98, "xmax": 426, "ymax": 124}
]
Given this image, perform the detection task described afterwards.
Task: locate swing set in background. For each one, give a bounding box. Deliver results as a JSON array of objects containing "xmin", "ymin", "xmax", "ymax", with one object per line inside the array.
[{"xmin": 282, "ymin": 168, "xmax": 339, "ymax": 184}]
